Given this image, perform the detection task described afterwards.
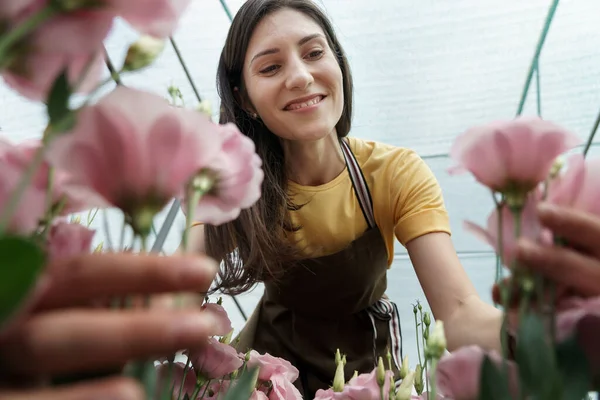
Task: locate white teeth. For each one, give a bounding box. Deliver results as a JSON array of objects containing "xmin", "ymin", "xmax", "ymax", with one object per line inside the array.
[{"xmin": 286, "ymin": 96, "xmax": 323, "ymax": 110}]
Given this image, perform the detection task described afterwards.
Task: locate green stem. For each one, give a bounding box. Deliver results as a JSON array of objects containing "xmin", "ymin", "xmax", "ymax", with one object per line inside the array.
[
  {"xmin": 413, "ymin": 310, "xmax": 423, "ymax": 368},
  {"xmin": 420, "ymin": 309, "xmax": 429, "ymax": 395},
  {"xmin": 0, "ymin": 144, "xmax": 45, "ymax": 234},
  {"xmin": 429, "ymin": 359, "xmax": 438, "ymax": 400},
  {"xmin": 176, "ymin": 357, "xmax": 193, "ymax": 400},
  {"xmin": 0, "ymin": 5, "xmax": 59, "ymax": 61},
  {"xmin": 182, "ymin": 184, "xmax": 204, "ymax": 253}
]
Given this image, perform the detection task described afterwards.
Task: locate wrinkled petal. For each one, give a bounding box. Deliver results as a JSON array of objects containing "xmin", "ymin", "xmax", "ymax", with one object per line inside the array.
[
  {"xmin": 188, "ymin": 337, "xmax": 243, "ymax": 379},
  {"xmin": 436, "ymin": 346, "xmax": 519, "ymax": 400},
  {"xmin": 247, "ymin": 351, "xmax": 299, "ymax": 382}
]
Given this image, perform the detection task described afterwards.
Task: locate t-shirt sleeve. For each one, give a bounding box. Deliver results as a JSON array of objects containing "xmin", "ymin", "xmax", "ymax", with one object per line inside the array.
[{"xmin": 391, "ymin": 150, "xmax": 452, "ymax": 246}]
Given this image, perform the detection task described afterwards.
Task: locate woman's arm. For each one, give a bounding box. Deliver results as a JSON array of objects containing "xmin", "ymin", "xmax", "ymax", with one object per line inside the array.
[
  {"xmin": 390, "ymin": 149, "xmax": 501, "ymax": 352},
  {"xmin": 406, "ymin": 232, "xmax": 502, "ymax": 353}
]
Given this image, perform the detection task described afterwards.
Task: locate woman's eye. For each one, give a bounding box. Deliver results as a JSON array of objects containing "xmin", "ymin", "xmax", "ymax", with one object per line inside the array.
[
  {"xmin": 259, "ymin": 65, "xmax": 279, "ymax": 74},
  {"xmin": 307, "ymin": 50, "xmax": 324, "ymax": 59}
]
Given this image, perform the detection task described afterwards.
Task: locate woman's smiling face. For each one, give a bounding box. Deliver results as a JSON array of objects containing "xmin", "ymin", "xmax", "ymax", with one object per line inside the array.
[{"xmin": 242, "ymin": 8, "xmax": 344, "ymax": 142}]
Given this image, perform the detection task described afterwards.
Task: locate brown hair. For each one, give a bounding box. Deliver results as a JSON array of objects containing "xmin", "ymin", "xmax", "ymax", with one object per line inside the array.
[{"xmin": 206, "ymin": 0, "xmax": 354, "ymax": 295}]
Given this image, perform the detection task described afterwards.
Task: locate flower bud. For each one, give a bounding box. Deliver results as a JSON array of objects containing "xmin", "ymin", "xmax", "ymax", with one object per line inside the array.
[
  {"xmin": 376, "ymin": 357, "xmax": 386, "ymax": 387},
  {"xmin": 230, "ymin": 369, "xmax": 238, "ymax": 379},
  {"xmin": 332, "ymin": 360, "xmax": 345, "ymax": 392},
  {"xmin": 414, "ymin": 365, "xmax": 424, "ymax": 395},
  {"xmin": 399, "ymin": 355, "xmax": 410, "ymax": 379},
  {"xmin": 418, "ymin": 303, "xmax": 422, "ymax": 312},
  {"xmin": 245, "ymin": 350, "xmax": 251, "ymax": 362},
  {"xmin": 350, "ymin": 370, "xmax": 358, "ymax": 381},
  {"xmin": 423, "ymin": 326, "xmax": 429, "ymax": 341},
  {"xmin": 93, "ymin": 241, "xmax": 104, "ymax": 253},
  {"xmin": 426, "ymin": 321, "xmax": 447, "ymax": 360},
  {"xmin": 196, "ymin": 100, "xmax": 213, "ymax": 118},
  {"xmin": 423, "ymin": 312, "xmax": 431, "ymax": 327},
  {"xmin": 335, "ymin": 349, "xmax": 342, "ymax": 366},
  {"xmin": 219, "ymin": 328, "xmax": 234, "ymax": 345},
  {"xmin": 548, "ymin": 156, "xmax": 565, "ymax": 180},
  {"xmin": 386, "ymin": 350, "xmax": 392, "ymax": 370},
  {"xmin": 413, "ymin": 305, "xmax": 418, "ymax": 315},
  {"xmin": 70, "ymin": 215, "xmax": 82, "ymax": 224},
  {"xmin": 217, "ymin": 297, "xmax": 223, "ymax": 305},
  {"xmin": 123, "ymin": 36, "xmax": 166, "ymax": 72},
  {"xmin": 395, "ymin": 371, "xmax": 415, "ymax": 400}
]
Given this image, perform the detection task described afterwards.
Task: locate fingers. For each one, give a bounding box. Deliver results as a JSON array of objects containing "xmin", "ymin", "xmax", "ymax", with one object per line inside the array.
[
  {"xmin": 0, "ymin": 377, "xmax": 144, "ymax": 400},
  {"xmin": 537, "ymin": 203, "xmax": 600, "ymax": 256},
  {"xmin": 0, "ymin": 308, "xmax": 225, "ymax": 376},
  {"xmin": 39, "ymin": 253, "xmax": 217, "ymax": 310},
  {"xmin": 516, "ymin": 238, "xmax": 600, "ymax": 297}
]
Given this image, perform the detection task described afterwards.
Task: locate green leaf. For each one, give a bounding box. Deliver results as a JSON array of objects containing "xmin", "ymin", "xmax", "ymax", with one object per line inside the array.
[
  {"xmin": 0, "ymin": 235, "xmax": 46, "ymax": 328},
  {"xmin": 478, "ymin": 355, "xmax": 513, "ymax": 400},
  {"xmin": 222, "ymin": 366, "xmax": 258, "ymax": 400},
  {"xmin": 555, "ymin": 336, "xmax": 592, "ymax": 400},
  {"xmin": 516, "ymin": 313, "xmax": 559, "ymax": 398},
  {"xmin": 124, "ymin": 360, "xmax": 158, "ymax": 399},
  {"xmin": 46, "ymin": 70, "xmax": 74, "ymax": 134}
]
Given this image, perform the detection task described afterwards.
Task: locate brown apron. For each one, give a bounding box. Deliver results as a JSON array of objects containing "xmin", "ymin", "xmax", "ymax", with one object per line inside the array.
[{"xmin": 234, "ymin": 139, "xmax": 403, "ymax": 398}]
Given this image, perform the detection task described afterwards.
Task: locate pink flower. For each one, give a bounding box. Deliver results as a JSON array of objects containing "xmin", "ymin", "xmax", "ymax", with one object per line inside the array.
[
  {"xmin": 45, "ymin": 86, "xmax": 225, "ymax": 234},
  {"xmin": 106, "ymin": 0, "xmax": 192, "ymax": 38},
  {"xmin": 547, "ymin": 154, "xmax": 600, "ymax": 216},
  {"xmin": 187, "ymin": 337, "xmax": 243, "ymax": 379},
  {"xmin": 46, "ymin": 220, "xmax": 95, "ymax": 262},
  {"xmin": 156, "ymin": 361, "xmax": 197, "ymax": 400},
  {"xmin": 182, "ymin": 122, "xmax": 263, "ymax": 226},
  {"xmin": 0, "ymin": 141, "xmax": 47, "ymax": 234},
  {"xmin": 449, "ymin": 116, "xmax": 580, "ymax": 193},
  {"xmin": 268, "ymin": 374, "xmax": 303, "ymax": 400},
  {"xmin": 1, "ymin": 138, "xmax": 100, "ymax": 215},
  {"xmin": 464, "ymin": 191, "xmax": 551, "ymax": 267},
  {"xmin": 250, "ymin": 390, "xmax": 269, "ymax": 400},
  {"xmin": 247, "ymin": 351, "xmax": 299, "ymax": 382},
  {"xmin": 202, "ymin": 302, "xmax": 233, "ymax": 336},
  {"xmin": 436, "ymin": 346, "xmax": 519, "ymax": 400}
]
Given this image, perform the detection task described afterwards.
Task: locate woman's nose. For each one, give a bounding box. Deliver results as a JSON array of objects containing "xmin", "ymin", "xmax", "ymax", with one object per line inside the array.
[{"xmin": 285, "ymin": 59, "xmax": 314, "ymax": 91}]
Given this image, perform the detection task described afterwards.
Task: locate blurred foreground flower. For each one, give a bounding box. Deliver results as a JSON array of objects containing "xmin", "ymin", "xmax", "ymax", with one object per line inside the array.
[
  {"xmin": 45, "ymin": 86, "xmax": 225, "ymax": 236},
  {"xmin": 449, "ymin": 116, "xmax": 580, "ymax": 203}
]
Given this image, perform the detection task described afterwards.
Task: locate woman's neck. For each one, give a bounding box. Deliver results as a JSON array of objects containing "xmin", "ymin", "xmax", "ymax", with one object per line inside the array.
[{"xmin": 283, "ymin": 133, "xmax": 345, "ymax": 186}]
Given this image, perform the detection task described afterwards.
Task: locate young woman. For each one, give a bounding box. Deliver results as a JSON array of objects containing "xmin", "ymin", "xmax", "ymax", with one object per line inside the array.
[{"xmin": 187, "ymin": 0, "xmax": 504, "ymax": 397}]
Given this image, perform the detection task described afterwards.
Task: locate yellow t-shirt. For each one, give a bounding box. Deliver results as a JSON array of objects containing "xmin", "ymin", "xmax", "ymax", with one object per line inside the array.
[{"xmin": 284, "ymin": 137, "xmax": 451, "ymax": 266}]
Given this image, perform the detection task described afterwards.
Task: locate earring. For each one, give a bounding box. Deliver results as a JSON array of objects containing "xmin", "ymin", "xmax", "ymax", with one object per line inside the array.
[{"xmin": 251, "ymin": 112, "xmax": 258, "ymax": 119}]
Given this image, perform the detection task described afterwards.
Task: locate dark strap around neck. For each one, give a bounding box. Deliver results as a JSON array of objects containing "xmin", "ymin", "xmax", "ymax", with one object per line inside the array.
[{"xmin": 340, "ymin": 139, "xmax": 376, "ymax": 229}]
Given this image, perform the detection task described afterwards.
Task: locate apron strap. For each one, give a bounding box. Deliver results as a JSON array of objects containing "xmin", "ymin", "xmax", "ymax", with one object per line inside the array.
[
  {"xmin": 366, "ymin": 298, "xmax": 404, "ymax": 378},
  {"xmin": 340, "ymin": 139, "xmax": 376, "ymax": 229},
  {"xmin": 339, "ymin": 139, "xmax": 404, "ymax": 376}
]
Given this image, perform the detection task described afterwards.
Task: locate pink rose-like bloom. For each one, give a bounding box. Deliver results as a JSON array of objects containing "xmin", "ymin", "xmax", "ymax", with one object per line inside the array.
[
  {"xmin": 464, "ymin": 191, "xmax": 551, "ymax": 267},
  {"xmin": 314, "ymin": 369, "xmax": 396, "ymax": 400},
  {"xmin": 436, "ymin": 345, "xmax": 519, "ymax": 400},
  {"xmin": 268, "ymin": 373, "xmax": 303, "ymax": 400},
  {"xmin": 202, "ymin": 302, "xmax": 233, "ymax": 336},
  {"xmin": 187, "ymin": 337, "xmax": 243, "ymax": 379},
  {"xmin": 182, "ymin": 122, "xmax": 263, "ymax": 226},
  {"xmin": 250, "ymin": 390, "xmax": 269, "ymax": 400},
  {"xmin": 247, "ymin": 351, "xmax": 299, "ymax": 382},
  {"xmin": 46, "ymin": 86, "xmax": 225, "ymax": 229},
  {"xmin": 156, "ymin": 361, "xmax": 196, "ymax": 400},
  {"xmin": 547, "ymin": 154, "xmax": 600, "ymax": 217},
  {"xmin": 449, "ymin": 116, "xmax": 580, "ymax": 193},
  {"xmin": 46, "ymin": 220, "xmax": 95, "ymax": 262},
  {"xmin": 1, "ymin": 0, "xmax": 191, "ymax": 101}
]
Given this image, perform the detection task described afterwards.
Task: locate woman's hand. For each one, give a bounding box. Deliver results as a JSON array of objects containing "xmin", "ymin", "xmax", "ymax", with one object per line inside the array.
[
  {"xmin": 0, "ymin": 252, "xmax": 223, "ymax": 400},
  {"xmin": 516, "ymin": 203, "xmax": 600, "ymax": 298}
]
